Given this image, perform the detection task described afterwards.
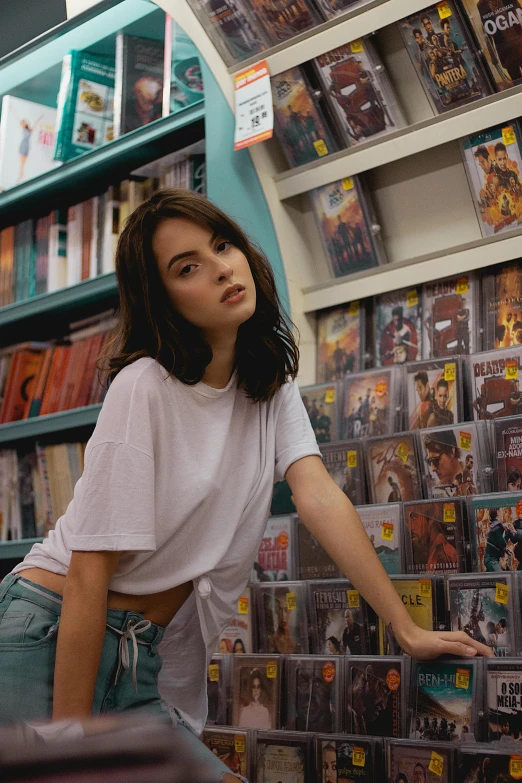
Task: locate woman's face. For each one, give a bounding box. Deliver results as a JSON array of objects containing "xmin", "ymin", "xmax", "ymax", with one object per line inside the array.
[
  {"xmin": 153, "ymin": 217, "xmax": 256, "ymax": 340},
  {"xmin": 322, "ymin": 748, "xmax": 337, "ymax": 783},
  {"xmin": 233, "ymin": 641, "xmax": 244, "ymax": 653},
  {"xmin": 252, "ymin": 677, "xmax": 262, "ymax": 703}
]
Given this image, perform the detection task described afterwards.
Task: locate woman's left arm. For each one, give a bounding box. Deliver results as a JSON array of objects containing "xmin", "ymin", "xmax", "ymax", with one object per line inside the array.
[{"xmin": 285, "ymin": 455, "xmax": 493, "ymax": 660}]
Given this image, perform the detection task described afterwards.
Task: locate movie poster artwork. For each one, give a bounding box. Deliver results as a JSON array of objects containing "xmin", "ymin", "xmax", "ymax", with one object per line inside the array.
[
  {"xmin": 286, "ymin": 657, "xmax": 341, "ymax": 733},
  {"xmin": 448, "ymin": 576, "xmax": 512, "ymax": 657},
  {"xmin": 232, "ymin": 656, "xmax": 280, "ymax": 730},
  {"xmin": 422, "ymin": 273, "xmax": 477, "ymax": 358},
  {"xmin": 460, "ymin": 749, "xmax": 519, "ymax": 783},
  {"xmin": 296, "ymin": 520, "xmax": 343, "ymax": 581},
  {"xmin": 388, "ymin": 742, "xmax": 453, "ymax": 783},
  {"xmin": 378, "ymin": 577, "xmax": 435, "ymax": 655},
  {"xmin": 207, "ymin": 655, "xmax": 228, "ymax": 725},
  {"xmin": 256, "ymin": 736, "xmax": 308, "ymax": 783},
  {"xmin": 494, "ymin": 416, "xmax": 522, "ymax": 492},
  {"xmin": 308, "ymin": 580, "xmax": 369, "ymax": 656},
  {"xmin": 356, "ymin": 503, "xmax": 402, "ymax": 575},
  {"xmin": 470, "ymin": 493, "xmax": 522, "ymax": 572},
  {"xmin": 201, "ymin": 728, "xmax": 250, "ymax": 778},
  {"xmin": 321, "ymin": 440, "xmax": 364, "ymax": 506},
  {"xmin": 469, "ymin": 347, "xmax": 522, "ymax": 420},
  {"xmin": 346, "ymin": 658, "xmax": 404, "ymax": 737},
  {"xmin": 258, "ymin": 583, "xmax": 308, "ymax": 655},
  {"xmin": 374, "ymin": 288, "xmax": 421, "ymax": 367},
  {"xmin": 216, "ymin": 588, "xmax": 253, "ymax": 654},
  {"xmin": 300, "ymin": 382, "xmax": 339, "ymax": 444},
  {"xmin": 418, "ymin": 425, "xmax": 480, "ymax": 497},
  {"xmin": 406, "ymin": 359, "xmax": 462, "ymax": 430},
  {"xmin": 410, "ymin": 661, "xmax": 476, "ymax": 741},
  {"xmin": 318, "ymin": 737, "xmax": 376, "ymax": 783},
  {"xmin": 252, "ymin": 515, "xmax": 295, "ymax": 582},
  {"xmin": 316, "ymin": 301, "xmax": 363, "ymax": 382},
  {"xmin": 245, "ymin": 0, "xmax": 321, "ymax": 44},
  {"xmin": 487, "ymin": 662, "xmax": 522, "ymax": 741},
  {"xmin": 483, "ymin": 261, "xmax": 522, "ymax": 350},
  {"xmin": 403, "ymin": 499, "xmax": 466, "ymax": 574},
  {"xmin": 365, "ymin": 434, "xmax": 421, "ymax": 505},
  {"xmin": 341, "ymin": 369, "xmax": 395, "ymax": 440}
]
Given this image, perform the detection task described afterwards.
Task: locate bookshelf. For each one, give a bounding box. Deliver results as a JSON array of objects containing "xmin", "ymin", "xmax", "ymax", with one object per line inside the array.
[
  {"xmin": 0, "ymin": 405, "xmax": 102, "ymax": 445},
  {"xmin": 0, "ymin": 538, "xmax": 43, "ymax": 561}
]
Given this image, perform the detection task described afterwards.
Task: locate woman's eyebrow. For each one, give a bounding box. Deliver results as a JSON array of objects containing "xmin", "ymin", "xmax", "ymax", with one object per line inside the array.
[{"xmin": 167, "ymin": 250, "xmax": 195, "ymax": 271}]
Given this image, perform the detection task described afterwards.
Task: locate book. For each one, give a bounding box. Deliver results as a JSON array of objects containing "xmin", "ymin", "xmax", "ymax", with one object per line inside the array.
[
  {"xmin": 185, "ymin": 0, "xmax": 267, "ymax": 66},
  {"xmin": 0, "ymin": 226, "xmax": 15, "ymax": 306},
  {"xmin": 0, "ymin": 344, "xmax": 49, "ymax": 424},
  {"xmin": 163, "ymin": 15, "xmax": 204, "ymax": 117},
  {"xmin": 114, "ymin": 34, "xmax": 164, "ymax": 137},
  {"xmin": 47, "ymin": 209, "xmax": 68, "ymax": 292}
]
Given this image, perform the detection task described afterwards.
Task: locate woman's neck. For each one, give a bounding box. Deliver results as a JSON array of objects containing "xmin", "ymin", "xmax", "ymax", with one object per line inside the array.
[{"xmin": 201, "ymin": 336, "xmax": 236, "ymax": 389}]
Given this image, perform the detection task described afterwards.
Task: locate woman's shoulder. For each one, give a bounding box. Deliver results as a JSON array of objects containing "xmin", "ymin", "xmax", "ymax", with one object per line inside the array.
[{"xmin": 107, "ymin": 357, "xmax": 172, "ymax": 402}]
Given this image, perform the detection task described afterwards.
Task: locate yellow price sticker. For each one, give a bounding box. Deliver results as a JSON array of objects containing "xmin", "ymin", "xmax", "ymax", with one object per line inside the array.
[
  {"xmin": 208, "ymin": 664, "xmax": 220, "ymax": 682},
  {"xmin": 443, "ymin": 503, "xmax": 456, "ymax": 523},
  {"xmin": 313, "ymin": 139, "xmax": 329, "ymax": 157},
  {"xmin": 266, "ymin": 662, "xmax": 278, "ymax": 679},
  {"xmin": 444, "ymin": 362, "xmax": 456, "ymax": 382},
  {"xmin": 496, "ymin": 582, "xmax": 510, "ymax": 604},
  {"xmin": 349, "ymin": 300, "xmax": 360, "ymax": 317},
  {"xmin": 286, "ymin": 592, "xmax": 297, "ymax": 610},
  {"xmin": 506, "ymin": 360, "xmax": 519, "ymax": 380},
  {"xmin": 407, "ymin": 289, "xmax": 419, "ymax": 307},
  {"xmin": 503, "ymin": 126, "xmax": 517, "ymax": 146},
  {"xmin": 238, "ymin": 596, "xmax": 249, "ymax": 615},
  {"xmin": 419, "ymin": 579, "xmax": 432, "ymax": 598},
  {"xmin": 437, "ymin": 1, "xmax": 452, "ymax": 17},
  {"xmin": 397, "ymin": 442, "xmax": 410, "ymax": 463},
  {"xmin": 342, "ymin": 176, "xmax": 354, "ymax": 190},
  {"xmin": 347, "ymin": 450, "xmax": 358, "ymax": 469},
  {"xmin": 325, "ymin": 386, "xmax": 336, "ymax": 403},
  {"xmin": 352, "ymin": 747, "xmax": 366, "ymax": 767},
  {"xmin": 510, "ymin": 756, "xmax": 522, "ymax": 780},
  {"xmin": 456, "ymin": 276, "xmax": 469, "ymax": 294},
  {"xmin": 429, "ymin": 750, "xmax": 444, "ymax": 777},
  {"xmin": 235, "ymin": 736, "xmax": 246, "ymax": 753},
  {"xmin": 456, "ymin": 668, "xmax": 470, "ymax": 690},
  {"xmin": 459, "ymin": 431, "xmax": 472, "ymax": 451},
  {"xmin": 350, "ymin": 39, "xmax": 364, "ymax": 53},
  {"xmin": 347, "ymin": 590, "xmax": 360, "ymax": 608},
  {"xmin": 382, "ymin": 522, "xmax": 394, "ymax": 541}
]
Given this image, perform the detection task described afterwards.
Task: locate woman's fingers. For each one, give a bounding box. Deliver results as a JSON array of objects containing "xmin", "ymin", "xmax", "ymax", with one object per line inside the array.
[{"xmin": 437, "ymin": 631, "xmax": 493, "ymax": 657}]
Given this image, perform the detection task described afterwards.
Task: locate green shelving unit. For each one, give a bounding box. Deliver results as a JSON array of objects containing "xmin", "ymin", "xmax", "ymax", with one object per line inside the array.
[
  {"xmin": 0, "ymin": 405, "xmax": 102, "ymax": 445},
  {"xmin": 0, "ymin": 538, "xmax": 43, "ymax": 561}
]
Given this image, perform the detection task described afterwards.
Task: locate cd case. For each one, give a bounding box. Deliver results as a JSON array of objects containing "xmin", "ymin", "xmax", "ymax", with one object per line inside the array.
[
  {"xmin": 346, "ymin": 656, "xmax": 408, "ymax": 738},
  {"xmin": 405, "ymin": 357, "xmax": 465, "ymax": 430},
  {"xmin": 307, "ymin": 578, "xmax": 371, "ymax": 656},
  {"xmin": 295, "ymin": 516, "xmax": 343, "ymax": 581},
  {"xmin": 251, "ymin": 515, "xmax": 297, "ymax": 582},
  {"xmin": 377, "ymin": 575, "xmax": 443, "ymax": 655},
  {"xmin": 486, "ymin": 658, "xmax": 522, "ymax": 742},
  {"xmin": 217, "ymin": 587, "xmax": 253, "ymax": 654},
  {"xmin": 422, "ymin": 273, "xmax": 479, "ymax": 358},
  {"xmin": 207, "ymin": 654, "xmax": 230, "ymax": 726},
  {"xmin": 316, "ymin": 734, "xmax": 382, "ymax": 782},
  {"xmin": 284, "ymin": 655, "xmax": 343, "ymax": 733},
  {"xmin": 321, "ymin": 439, "xmax": 365, "ymax": 506},
  {"xmin": 458, "ymin": 745, "xmax": 522, "ymax": 781},
  {"xmin": 386, "ymin": 739, "xmax": 455, "ymax": 782},
  {"xmin": 355, "ymin": 503, "xmax": 403, "ymax": 575},
  {"xmin": 467, "ymin": 346, "xmax": 522, "ymax": 421},
  {"xmin": 231, "ymin": 654, "xmax": 282, "ymax": 730},
  {"xmin": 299, "ymin": 381, "xmax": 340, "ymax": 444},
  {"xmin": 243, "ymin": 0, "xmax": 321, "ymax": 45},
  {"xmin": 363, "ymin": 433, "xmax": 422, "ymax": 504},
  {"xmin": 185, "ymin": 0, "xmax": 267, "ymax": 66},
  {"xmin": 373, "ymin": 287, "xmax": 422, "ymax": 367},
  {"xmin": 316, "ymin": 300, "xmax": 365, "ymax": 383},
  {"xmin": 201, "ymin": 727, "xmax": 253, "ymax": 779},
  {"xmin": 255, "ymin": 730, "xmax": 314, "ymax": 783},
  {"xmin": 493, "ymin": 415, "xmax": 522, "ymax": 492},
  {"xmin": 341, "ymin": 367, "xmax": 401, "ymax": 439},
  {"xmin": 481, "ymin": 259, "xmax": 522, "ymax": 351},
  {"xmin": 403, "ymin": 498, "xmax": 468, "ymax": 574},
  {"xmin": 255, "ymin": 581, "xmax": 309, "ymax": 655},
  {"xmin": 469, "ymin": 491, "xmax": 522, "ymax": 572}
]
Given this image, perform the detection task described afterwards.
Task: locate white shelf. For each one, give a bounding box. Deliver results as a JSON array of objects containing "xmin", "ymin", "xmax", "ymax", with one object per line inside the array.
[
  {"xmin": 302, "ymin": 229, "xmax": 522, "ymax": 312},
  {"xmin": 276, "ymin": 85, "xmax": 522, "ymax": 199},
  {"xmin": 229, "ymin": 0, "xmax": 432, "ymax": 77}
]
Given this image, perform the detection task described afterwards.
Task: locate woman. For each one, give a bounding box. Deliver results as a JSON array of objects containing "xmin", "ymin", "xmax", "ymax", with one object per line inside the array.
[
  {"xmin": 238, "ymin": 669, "xmax": 271, "ymax": 730},
  {"xmin": 233, "ymin": 638, "xmax": 246, "ymax": 654},
  {"xmin": 0, "ymin": 190, "xmax": 490, "ymax": 779}
]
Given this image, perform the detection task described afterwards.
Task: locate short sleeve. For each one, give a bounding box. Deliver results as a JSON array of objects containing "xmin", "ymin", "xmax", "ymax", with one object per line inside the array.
[
  {"xmin": 69, "ymin": 441, "xmax": 156, "ymax": 552},
  {"xmin": 274, "ymin": 379, "xmax": 321, "ymax": 483}
]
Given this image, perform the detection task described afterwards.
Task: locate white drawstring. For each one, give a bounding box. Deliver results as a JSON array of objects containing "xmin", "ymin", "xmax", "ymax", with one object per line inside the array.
[{"xmin": 106, "ymin": 618, "xmax": 152, "ymax": 691}]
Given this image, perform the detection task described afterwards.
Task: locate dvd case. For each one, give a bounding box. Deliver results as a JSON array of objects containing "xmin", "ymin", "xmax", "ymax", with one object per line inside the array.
[
  {"xmin": 231, "ymin": 655, "xmax": 281, "ymax": 730},
  {"xmin": 386, "ymin": 739, "xmax": 455, "ymax": 782},
  {"xmin": 487, "ymin": 658, "xmax": 522, "ymax": 741},
  {"xmin": 308, "ymin": 579, "xmax": 370, "ymax": 656},
  {"xmin": 458, "ymin": 745, "xmax": 521, "ymax": 781},
  {"xmin": 316, "ymin": 301, "xmax": 365, "ymax": 382},
  {"xmin": 417, "ymin": 423, "xmax": 491, "ymax": 497},
  {"xmin": 364, "ymin": 433, "xmax": 422, "ymax": 504},
  {"xmin": 295, "ymin": 517, "xmax": 343, "ymax": 581},
  {"xmin": 313, "ymin": 37, "xmax": 405, "ymax": 148},
  {"xmin": 493, "ymin": 415, "xmax": 522, "ymax": 492},
  {"xmin": 460, "ymin": 0, "xmax": 522, "ymax": 92},
  {"xmin": 207, "ymin": 654, "xmax": 230, "ymax": 726},
  {"xmin": 217, "ymin": 588, "xmax": 253, "ymax": 654},
  {"xmin": 317, "ymin": 735, "xmax": 381, "ymax": 782},
  {"xmin": 468, "ymin": 346, "xmax": 522, "ymax": 420},
  {"xmin": 252, "ymin": 515, "xmax": 297, "ymax": 582},
  {"xmin": 309, "ymin": 176, "xmax": 386, "ymax": 279},
  {"xmin": 377, "ymin": 576, "xmax": 441, "ymax": 655},
  {"xmin": 271, "ymin": 67, "xmax": 337, "ymax": 169},
  {"xmin": 469, "ymin": 491, "xmax": 522, "ymax": 572},
  {"xmin": 300, "ymin": 381, "xmax": 340, "ymax": 444},
  {"xmin": 403, "ymin": 498, "xmax": 468, "ymax": 574},
  {"xmin": 447, "ymin": 573, "xmax": 517, "ymax": 657},
  {"xmin": 461, "ymin": 122, "xmax": 522, "ymax": 238},
  {"xmin": 397, "ymin": 2, "xmax": 491, "ymax": 115},
  {"xmin": 341, "ymin": 367, "xmax": 400, "ymax": 439},
  {"xmin": 405, "ymin": 357, "xmax": 464, "ymax": 431},
  {"xmin": 185, "ymin": 0, "xmax": 267, "ymax": 67},
  {"xmin": 255, "ymin": 582, "xmax": 309, "ymax": 655},
  {"xmin": 374, "ymin": 288, "xmax": 422, "ymax": 367},
  {"xmin": 346, "ymin": 656, "xmax": 407, "ymax": 738},
  {"xmin": 255, "ymin": 731, "xmax": 314, "ymax": 783},
  {"xmin": 355, "ymin": 503, "xmax": 403, "ymax": 575},
  {"xmin": 201, "ymin": 727, "xmax": 253, "ymax": 779},
  {"xmin": 482, "ymin": 260, "xmax": 522, "ymax": 351},
  {"xmin": 321, "ymin": 439, "xmax": 365, "ymax": 506},
  {"xmin": 244, "ymin": 0, "xmax": 322, "ymax": 45},
  {"xmin": 422, "ymin": 273, "xmax": 479, "ymax": 358},
  {"xmin": 314, "ymin": 0, "xmax": 369, "ymax": 21},
  {"xmin": 409, "ymin": 658, "xmax": 482, "ymax": 741},
  {"xmin": 285, "ymin": 655, "xmax": 343, "ymax": 733}
]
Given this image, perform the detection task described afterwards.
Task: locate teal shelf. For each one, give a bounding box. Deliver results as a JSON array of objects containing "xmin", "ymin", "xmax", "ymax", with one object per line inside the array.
[
  {"xmin": 0, "ymin": 404, "xmax": 102, "ymax": 444},
  {"xmin": 0, "ymin": 538, "xmax": 43, "ymax": 561}
]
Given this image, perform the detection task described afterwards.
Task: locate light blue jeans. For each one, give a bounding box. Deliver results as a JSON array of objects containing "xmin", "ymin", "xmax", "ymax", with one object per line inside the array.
[{"xmin": 0, "ymin": 573, "xmax": 241, "ymax": 781}]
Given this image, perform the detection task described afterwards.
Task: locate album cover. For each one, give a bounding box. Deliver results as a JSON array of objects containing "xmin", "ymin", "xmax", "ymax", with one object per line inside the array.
[
  {"xmin": 185, "ymin": 0, "xmax": 267, "ymax": 66},
  {"xmin": 201, "ymin": 727, "xmax": 252, "ymax": 778},
  {"xmin": 255, "ymin": 731, "xmax": 313, "ymax": 783},
  {"xmin": 244, "ymin": 0, "xmax": 322, "ymax": 45},
  {"xmin": 417, "ymin": 423, "xmax": 487, "ymax": 497},
  {"xmin": 285, "ymin": 655, "xmax": 343, "ymax": 733},
  {"xmin": 321, "ymin": 439, "xmax": 365, "ymax": 506},
  {"xmin": 469, "ymin": 491, "xmax": 522, "ymax": 572},
  {"xmin": 217, "ymin": 588, "xmax": 253, "ymax": 654},
  {"xmin": 398, "ymin": 1, "xmax": 491, "ymax": 115},
  {"xmin": 313, "ymin": 37, "xmax": 405, "ymax": 147},
  {"xmin": 346, "ymin": 657, "xmax": 406, "ymax": 738},
  {"xmin": 459, "ymin": 747, "xmax": 521, "ymax": 782},
  {"xmin": 409, "ymin": 659, "xmax": 481, "ymax": 741},
  {"xmin": 403, "ymin": 498, "xmax": 467, "ymax": 574},
  {"xmin": 460, "ymin": 0, "xmax": 522, "ymax": 92},
  {"xmin": 461, "ymin": 122, "xmax": 522, "ymax": 238},
  {"xmin": 114, "ymin": 35, "xmax": 164, "ymax": 137},
  {"xmin": 256, "ymin": 582, "xmax": 309, "ymax": 655},
  {"xmin": 356, "ymin": 503, "xmax": 403, "ymax": 575},
  {"xmin": 364, "ymin": 433, "xmax": 422, "ymax": 504},
  {"xmin": 300, "ymin": 381, "xmax": 340, "ymax": 444},
  {"xmin": 309, "ymin": 177, "xmax": 385, "ymax": 279},
  {"xmin": 341, "ymin": 368, "xmax": 398, "ymax": 440},
  {"xmin": 487, "ymin": 659, "xmax": 522, "ymax": 741},
  {"xmin": 377, "ymin": 576, "xmax": 439, "ymax": 655},
  {"xmin": 406, "ymin": 357, "xmax": 464, "ymax": 431},
  {"xmin": 386, "ymin": 739, "xmax": 455, "ymax": 782},
  {"xmin": 207, "ymin": 654, "xmax": 230, "ymax": 726},
  {"xmin": 316, "ymin": 301, "xmax": 364, "ymax": 382},
  {"xmin": 295, "ymin": 518, "xmax": 343, "ymax": 581},
  {"xmin": 271, "ymin": 67, "xmax": 337, "ymax": 169},
  {"xmin": 252, "ymin": 515, "xmax": 296, "ymax": 582},
  {"xmin": 482, "ymin": 260, "xmax": 522, "ymax": 351},
  {"xmin": 494, "ymin": 415, "xmax": 522, "ymax": 491},
  {"xmin": 231, "ymin": 655, "xmax": 281, "ymax": 730},
  {"xmin": 468, "ymin": 346, "xmax": 522, "ymax": 420},
  {"xmin": 422, "ymin": 273, "xmax": 478, "ymax": 358},
  {"xmin": 374, "ymin": 287, "xmax": 422, "ymax": 367},
  {"xmin": 314, "ymin": 0, "xmax": 369, "ymax": 21},
  {"xmin": 317, "ymin": 735, "xmax": 380, "ymax": 783},
  {"xmin": 308, "ymin": 579, "xmax": 370, "ymax": 656},
  {"xmin": 447, "ymin": 573, "xmax": 516, "ymax": 657}
]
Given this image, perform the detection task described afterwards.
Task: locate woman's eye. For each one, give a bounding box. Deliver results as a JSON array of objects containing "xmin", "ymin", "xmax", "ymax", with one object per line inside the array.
[
  {"xmin": 217, "ymin": 240, "xmax": 231, "ymax": 253},
  {"xmin": 179, "ymin": 263, "xmax": 197, "ymax": 276}
]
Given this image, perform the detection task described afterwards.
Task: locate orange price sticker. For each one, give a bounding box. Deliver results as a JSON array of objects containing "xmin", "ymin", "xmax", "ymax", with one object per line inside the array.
[
  {"xmin": 456, "ymin": 668, "xmax": 470, "ymax": 690},
  {"xmin": 443, "ymin": 503, "xmax": 456, "ymax": 523},
  {"xmin": 429, "ymin": 750, "xmax": 444, "ymax": 776},
  {"xmin": 342, "ymin": 176, "xmax": 354, "ymax": 190},
  {"xmin": 238, "ymin": 596, "xmax": 249, "ymax": 615},
  {"xmin": 347, "ymin": 590, "xmax": 360, "ymax": 608},
  {"xmin": 325, "ymin": 386, "xmax": 336, "ymax": 403},
  {"xmin": 459, "ymin": 431, "xmax": 472, "ymax": 451},
  {"xmin": 382, "ymin": 522, "xmax": 394, "ymax": 541},
  {"xmin": 350, "ymin": 39, "xmax": 364, "ymax": 53},
  {"xmin": 397, "ymin": 442, "xmax": 410, "ymax": 463},
  {"xmin": 419, "ymin": 579, "xmax": 432, "ymax": 598},
  {"xmin": 456, "ymin": 276, "xmax": 468, "ymax": 294},
  {"xmin": 444, "ymin": 362, "xmax": 456, "ymax": 381},
  {"xmin": 313, "ymin": 139, "xmax": 329, "ymax": 157},
  {"xmin": 286, "ymin": 592, "xmax": 297, "ymax": 611},
  {"xmin": 437, "ymin": 1, "xmax": 452, "ymax": 17},
  {"xmin": 503, "ymin": 126, "xmax": 517, "ymax": 146},
  {"xmin": 208, "ymin": 664, "xmax": 219, "ymax": 682},
  {"xmin": 506, "ymin": 360, "xmax": 519, "ymax": 380},
  {"xmin": 510, "ymin": 756, "xmax": 522, "ymax": 779},
  {"xmin": 407, "ymin": 289, "xmax": 419, "ymax": 307},
  {"xmin": 235, "ymin": 736, "xmax": 246, "ymax": 753},
  {"xmin": 352, "ymin": 747, "xmax": 366, "ymax": 767},
  {"xmin": 266, "ymin": 662, "xmax": 278, "ymax": 679},
  {"xmin": 496, "ymin": 582, "xmax": 510, "ymax": 604}
]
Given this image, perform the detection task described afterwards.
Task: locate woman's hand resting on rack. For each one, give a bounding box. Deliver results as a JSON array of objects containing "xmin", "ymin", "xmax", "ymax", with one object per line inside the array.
[{"xmin": 393, "ymin": 624, "xmax": 494, "ymax": 660}]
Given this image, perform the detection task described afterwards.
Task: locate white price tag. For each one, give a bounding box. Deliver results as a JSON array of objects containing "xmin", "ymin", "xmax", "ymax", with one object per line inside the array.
[{"xmin": 234, "ymin": 60, "xmax": 273, "ymax": 151}]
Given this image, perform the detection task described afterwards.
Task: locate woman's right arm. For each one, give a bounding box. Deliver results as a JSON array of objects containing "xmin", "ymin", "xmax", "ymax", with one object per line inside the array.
[{"xmin": 52, "ymin": 551, "xmax": 121, "ymax": 720}]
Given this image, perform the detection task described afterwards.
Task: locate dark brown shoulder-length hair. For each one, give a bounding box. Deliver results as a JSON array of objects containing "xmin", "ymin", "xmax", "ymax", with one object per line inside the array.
[{"xmin": 100, "ymin": 188, "xmax": 299, "ymax": 402}]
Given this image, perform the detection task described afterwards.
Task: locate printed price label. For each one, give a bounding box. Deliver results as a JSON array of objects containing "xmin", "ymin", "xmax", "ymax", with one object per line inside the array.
[
  {"xmin": 266, "ymin": 662, "xmax": 278, "ymax": 678},
  {"xmin": 510, "ymin": 756, "xmax": 522, "ymax": 779},
  {"xmin": 347, "ymin": 590, "xmax": 360, "ymax": 608},
  {"xmin": 444, "ymin": 362, "xmax": 456, "ymax": 381},
  {"xmin": 350, "ymin": 39, "xmax": 364, "ymax": 53},
  {"xmin": 322, "ymin": 661, "xmax": 336, "ymax": 683},
  {"xmin": 313, "ymin": 139, "xmax": 329, "ymax": 157},
  {"xmin": 397, "ymin": 442, "xmax": 410, "ymax": 462},
  {"xmin": 429, "ymin": 750, "xmax": 444, "ymax": 777},
  {"xmin": 238, "ymin": 596, "xmax": 249, "ymax": 615},
  {"xmin": 325, "ymin": 386, "xmax": 336, "ymax": 403},
  {"xmin": 503, "ymin": 126, "xmax": 517, "ymax": 146},
  {"xmin": 347, "ymin": 450, "xmax": 358, "ymax": 469},
  {"xmin": 235, "ymin": 736, "xmax": 246, "ymax": 753},
  {"xmin": 456, "ymin": 276, "xmax": 469, "ymax": 294},
  {"xmin": 342, "ymin": 176, "xmax": 354, "ymax": 190},
  {"xmin": 419, "ymin": 579, "xmax": 432, "ymax": 598},
  {"xmin": 286, "ymin": 592, "xmax": 297, "ymax": 610},
  {"xmin": 456, "ymin": 668, "xmax": 470, "ymax": 690},
  {"xmin": 208, "ymin": 664, "xmax": 219, "ymax": 682},
  {"xmin": 352, "ymin": 747, "xmax": 366, "ymax": 767},
  {"xmin": 407, "ymin": 289, "xmax": 419, "ymax": 307},
  {"xmin": 506, "ymin": 360, "xmax": 519, "ymax": 380},
  {"xmin": 382, "ymin": 522, "xmax": 394, "ymax": 541},
  {"xmin": 496, "ymin": 582, "xmax": 510, "ymax": 604},
  {"xmin": 437, "ymin": 1, "xmax": 452, "ymax": 17},
  {"xmin": 349, "ymin": 300, "xmax": 360, "ymax": 316},
  {"xmin": 459, "ymin": 431, "xmax": 472, "ymax": 451},
  {"xmin": 234, "ymin": 60, "xmax": 273, "ymax": 151},
  {"xmin": 443, "ymin": 503, "xmax": 456, "ymax": 523}
]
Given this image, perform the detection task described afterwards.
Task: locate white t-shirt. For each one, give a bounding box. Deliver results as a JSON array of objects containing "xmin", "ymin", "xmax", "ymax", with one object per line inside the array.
[{"xmin": 13, "ymin": 357, "xmax": 320, "ymax": 732}]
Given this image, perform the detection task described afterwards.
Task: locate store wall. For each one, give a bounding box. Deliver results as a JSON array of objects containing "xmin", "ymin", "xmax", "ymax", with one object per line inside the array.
[{"xmin": 0, "ymin": 0, "xmax": 67, "ymax": 58}]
